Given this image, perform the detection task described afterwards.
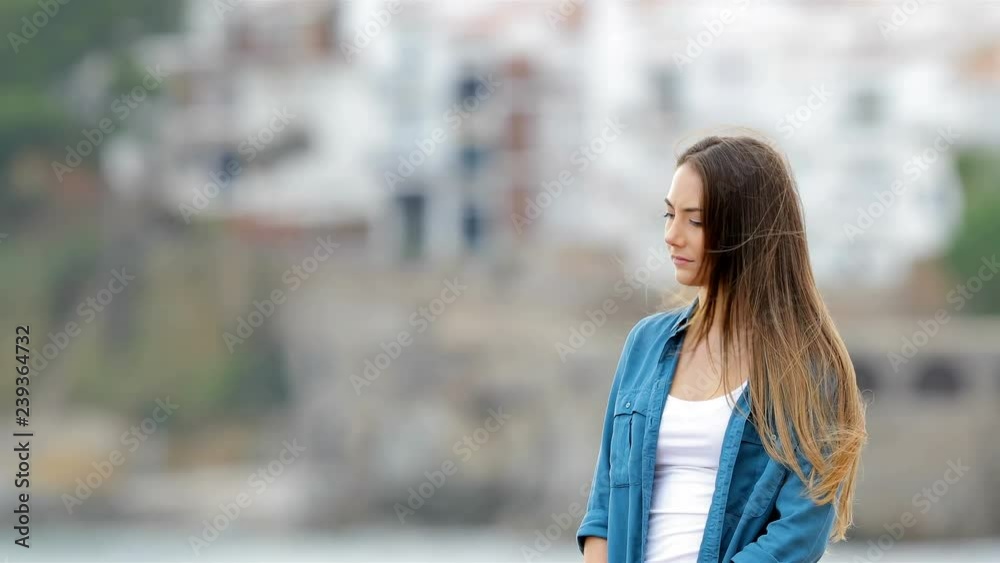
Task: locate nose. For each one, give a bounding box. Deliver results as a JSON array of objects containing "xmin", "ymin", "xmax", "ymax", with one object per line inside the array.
[{"xmin": 665, "ymin": 219, "xmax": 683, "ymax": 249}]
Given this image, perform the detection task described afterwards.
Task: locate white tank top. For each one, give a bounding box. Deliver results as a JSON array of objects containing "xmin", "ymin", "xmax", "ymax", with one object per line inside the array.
[{"xmin": 644, "ymin": 379, "xmax": 749, "ymax": 563}]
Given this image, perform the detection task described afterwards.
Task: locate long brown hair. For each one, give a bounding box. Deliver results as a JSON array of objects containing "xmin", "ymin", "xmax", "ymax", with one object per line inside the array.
[{"xmin": 671, "ymin": 133, "xmax": 867, "ymax": 541}]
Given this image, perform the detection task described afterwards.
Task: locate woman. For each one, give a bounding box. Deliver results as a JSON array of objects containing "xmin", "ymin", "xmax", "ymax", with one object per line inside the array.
[{"xmin": 576, "ymin": 134, "xmax": 867, "ymax": 563}]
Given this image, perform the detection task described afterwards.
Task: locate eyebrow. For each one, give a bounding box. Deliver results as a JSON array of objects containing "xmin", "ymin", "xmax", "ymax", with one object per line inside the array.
[{"xmin": 664, "ymin": 198, "xmax": 702, "ymax": 212}]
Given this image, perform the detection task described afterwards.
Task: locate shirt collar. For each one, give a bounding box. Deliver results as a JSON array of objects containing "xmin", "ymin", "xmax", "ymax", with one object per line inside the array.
[{"xmin": 668, "ymin": 295, "xmax": 700, "ymax": 336}]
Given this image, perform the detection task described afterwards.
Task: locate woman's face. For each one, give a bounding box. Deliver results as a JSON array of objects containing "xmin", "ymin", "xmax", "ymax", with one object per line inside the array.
[{"xmin": 664, "ymin": 163, "xmax": 706, "ymax": 287}]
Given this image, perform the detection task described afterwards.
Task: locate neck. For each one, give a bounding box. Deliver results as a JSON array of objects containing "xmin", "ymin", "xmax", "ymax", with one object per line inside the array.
[
  {"xmin": 696, "ymin": 286, "xmax": 725, "ymax": 330},
  {"xmin": 694, "ymin": 287, "xmax": 743, "ymax": 351}
]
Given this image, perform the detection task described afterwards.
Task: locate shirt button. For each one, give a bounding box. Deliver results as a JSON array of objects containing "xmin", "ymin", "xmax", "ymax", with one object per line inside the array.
[{"xmin": 625, "ymin": 402, "xmax": 631, "ymax": 408}]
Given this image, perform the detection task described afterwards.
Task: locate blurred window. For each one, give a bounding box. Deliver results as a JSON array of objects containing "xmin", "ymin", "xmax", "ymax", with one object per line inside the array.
[
  {"xmin": 460, "ymin": 144, "xmax": 486, "ymax": 179},
  {"xmin": 308, "ymin": 7, "xmax": 338, "ymax": 57},
  {"xmin": 508, "ymin": 112, "xmax": 531, "ymax": 152},
  {"xmin": 218, "ymin": 151, "xmax": 240, "ymax": 194},
  {"xmin": 398, "ymin": 193, "xmax": 425, "ymax": 260},
  {"xmin": 652, "ymin": 67, "xmax": 679, "ymax": 114},
  {"xmin": 462, "ymin": 203, "xmax": 482, "ymax": 252},
  {"xmin": 850, "ymin": 89, "xmax": 882, "ymax": 126},
  {"xmin": 229, "ymin": 20, "xmax": 254, "ymax": 56},
  {"xmin": 853, "ymin": 356, "xmax": 880, "ymax": 394},
  {"xmin": 458, "ymin": 75, "xmax": 480, "ymax": 104},
  {"xmin": 915, "ymin": 359, "xmax": 963, "ymax": 397}
]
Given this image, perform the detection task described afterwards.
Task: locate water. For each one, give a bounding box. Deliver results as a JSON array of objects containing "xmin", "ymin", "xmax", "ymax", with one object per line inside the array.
[{"xmin": 4, "ymin": 525, "xmax": 999, "ymax": 562}]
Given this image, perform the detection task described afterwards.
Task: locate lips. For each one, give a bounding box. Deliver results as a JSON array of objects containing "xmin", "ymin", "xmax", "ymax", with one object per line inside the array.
[{"xmin": 671, "ymin": 256, "xmax": 692, "ymax": 264}]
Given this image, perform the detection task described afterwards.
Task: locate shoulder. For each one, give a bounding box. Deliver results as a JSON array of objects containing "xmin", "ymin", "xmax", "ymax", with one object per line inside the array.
[
  {"xmin": 635, "ymin": 300, "xmax": 693, "ymax": 338},
  {"xmin": 606, "ymin": 308, "xmax": 685, "ymax": 390},
  {"xmin": 623, "ymin": 306, "xmax": 687, "ymax": 352}
]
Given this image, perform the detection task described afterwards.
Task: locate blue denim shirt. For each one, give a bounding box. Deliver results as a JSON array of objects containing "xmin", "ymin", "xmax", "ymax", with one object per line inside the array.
[{"xmin": 576, "ymin": 298, "xmax": 836, "ymax": 563}]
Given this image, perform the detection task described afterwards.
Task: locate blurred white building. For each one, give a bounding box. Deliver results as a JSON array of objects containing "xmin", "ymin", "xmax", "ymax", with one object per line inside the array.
[
  {"xmin": 112, "ymin": 0, "xmax": 384, "ymax": 236},
  {"xmin": 621, "ymin": 0, "xmax": 993, "ymax": 288},
  {"xmin": 105, "ymin": 0, "xmax": 1000, "ymax": 288}
]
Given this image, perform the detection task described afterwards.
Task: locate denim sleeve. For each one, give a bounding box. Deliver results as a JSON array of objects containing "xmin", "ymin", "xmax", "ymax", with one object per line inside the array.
[
  {"xmin": 576, "ymin": 319, "xmax": 645, "ymax": 555},
  {"xmin": 731, "ymin": 452, "xmax": 839, "ymax": 563}
]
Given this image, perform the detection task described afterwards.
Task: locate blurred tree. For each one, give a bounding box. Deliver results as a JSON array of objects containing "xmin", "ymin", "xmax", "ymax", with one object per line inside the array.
[
  {"xmin": 0, "ymin": 0, "xmax": 181, "ymax": 223},
  {"xmin": 0, "ymin": 0, "xmax": 182, "ymax": 395},
  {"xmin": 945, "ymin": 148, "xmax": 1000, "ymax": 315},
  {"xmin": 215, "ymin": 323, "xmax": 292, "ymax": 421}
]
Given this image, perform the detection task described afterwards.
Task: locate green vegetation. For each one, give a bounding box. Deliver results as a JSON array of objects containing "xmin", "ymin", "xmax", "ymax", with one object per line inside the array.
[
  {"xmin": 0, "ymin": 0, "xmax": 181, "ymax": 223},
  {"xmin": 0, "ymin": 1, "xmax": 294, "ymax": 434},
  {"xmin": 946, "ymin": 148, "xmax": 1000, "ymax": 314}
]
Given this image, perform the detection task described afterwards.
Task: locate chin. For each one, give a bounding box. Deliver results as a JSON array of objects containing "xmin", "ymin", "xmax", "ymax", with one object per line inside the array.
[{"xmin": 674, "ymin": 274, "xmax": 698, "ymax": 287}]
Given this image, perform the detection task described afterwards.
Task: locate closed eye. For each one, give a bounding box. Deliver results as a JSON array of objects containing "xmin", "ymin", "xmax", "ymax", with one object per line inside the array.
[{"xmin": 664, "ymin": 212, "xmax": 702, "ymax": 227}]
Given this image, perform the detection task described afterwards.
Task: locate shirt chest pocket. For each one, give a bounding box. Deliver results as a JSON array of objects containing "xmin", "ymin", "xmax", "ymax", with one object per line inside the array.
[{"xmin": 610, "ymin": 389, "xmax": 648, "ymax": 487}]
